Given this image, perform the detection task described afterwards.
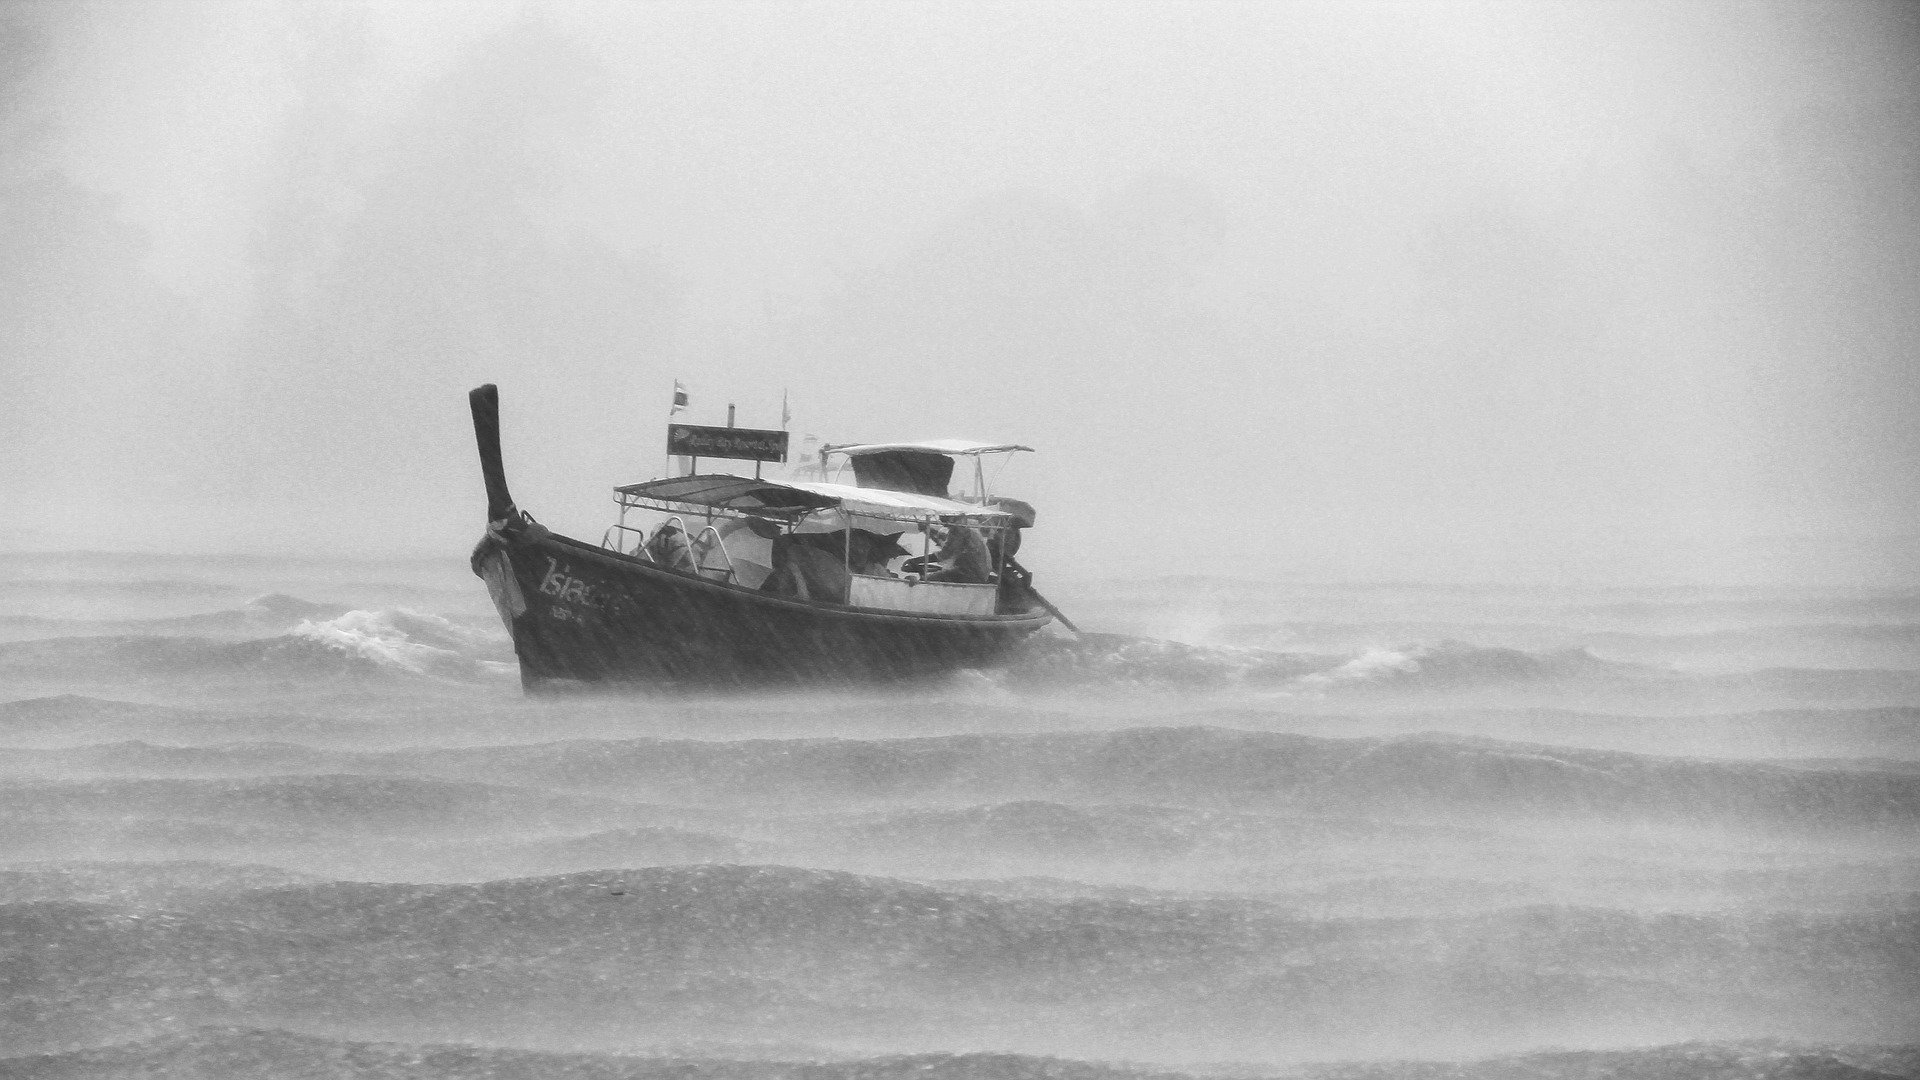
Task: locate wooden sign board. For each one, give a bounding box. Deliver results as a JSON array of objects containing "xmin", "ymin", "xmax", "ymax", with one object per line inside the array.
[{"xmin": 667, "ymin": 424, "xmax": 789, "ymax": 463}]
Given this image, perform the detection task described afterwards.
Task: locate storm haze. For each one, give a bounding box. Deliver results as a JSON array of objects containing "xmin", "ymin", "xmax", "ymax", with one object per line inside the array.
[
  {"xmin": 8, "ymin": 8, "xmax": 1920, "ymax": 1074},
  {"xmin": 3, "ymin": 0, "xmax": 1917, "ymax": 583}
]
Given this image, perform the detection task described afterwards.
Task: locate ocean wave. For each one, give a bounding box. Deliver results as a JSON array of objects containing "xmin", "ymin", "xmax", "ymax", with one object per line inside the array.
[
  {"xmin": 839, "ymin": 800, "xmax": 1204, "ymax": 860},
  {"xmin": 1002, "ymin": 633, "xmax": 1655, "ymax": 695},
  {"xmin": 12, "ymin": 1028, "xmax": 1918, "ymax": 1080},
  {"xmin": 1005, "ymin": 632, "xmax": 1335, "ymax": 688},
  {"xmin": 0, "ymin": 593, "xmax": 352, "ymax": 643},
  {"xmin": 290, "ymin": 607, "xmax": 509, "ymax": 677},
  {"xmin": 8, "ymin": 866, "xmax": 1917, "ymax": 1059},
  {"xmin": 0, "ymin": 861, "xmax": 327, "ymax": 908},
  {"xmin": 0, "ymin": 695, "xmax": 396, "ymax": 750},
  {"xmin": 0, "ymin": 738, "xmax": 347, "ymax": 779},
  {"xmin": 240, "ymin": 592, "xmax": 342, "ymax": 621},
  {"xmin": 0, "ymin": 633, "xmax": 396, "ymax": 681},
  {"xmin": 330, "ymin": 728, "xmax": 1920, "ymax": 831},
  {"xmin": 1291, "ymin": 640, "xmax": 1652, "ymax": 691},
  {"xmin": 0, "ymin": 574, "xmax": 239, "ymax": 601},
  {"xmin": 0, "ymin": 774, "xmax": 656, "ymax": 837},
  {"xmin": 441, "ymin": 826, "xmax": 764, "ymax": 877},
  {"xmin": 0, "ymin": 694, "xmax": 157, "ymax": 725},
  {"xmin": 0, "ymin": 607, "xmax": 510, "ymax": 684},
  {"xmin": 19, "ymin": 726, "xmax": 1918, "ymax": 850}
]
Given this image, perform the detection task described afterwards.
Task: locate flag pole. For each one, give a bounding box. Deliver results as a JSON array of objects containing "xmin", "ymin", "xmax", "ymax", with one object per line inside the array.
[{"xmin": 665, "ymin": 379, "xmax": 689, "ymax": 477}]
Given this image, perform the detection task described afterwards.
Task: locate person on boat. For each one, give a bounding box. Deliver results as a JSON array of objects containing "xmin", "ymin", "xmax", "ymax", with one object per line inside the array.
[
  {"xmin": 900, "ymin": 527, "xmax": 940, "ymax": 578},
  {"xmin": 761, "ymin": 533, "xmax": 851, "ymax": 602},
  {"xmin": 644, "ymin": 522, "xmax": 697, "ymax": 572},
  {"xmin": 903, "ymin": 518, "xmax": 991, "ymax": 584},
  {"xmin": 933, "ymin": 521, "xmax": 992, "ymax": 583},
  {"xmin": 847, "ymin": 529, "xmax": 910, "ymax": 577}
]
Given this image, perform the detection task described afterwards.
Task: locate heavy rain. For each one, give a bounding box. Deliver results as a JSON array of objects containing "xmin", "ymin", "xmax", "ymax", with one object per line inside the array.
[{"xmin": 3, "ymin": 2, "xmax": 1917, "ymax": 1078}]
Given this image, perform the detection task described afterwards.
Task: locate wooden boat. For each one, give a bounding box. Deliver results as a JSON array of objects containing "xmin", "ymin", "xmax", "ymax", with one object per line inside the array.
[{"xmin": 467, "ymin": 384, "xmax": 1054, "ymax": 689}]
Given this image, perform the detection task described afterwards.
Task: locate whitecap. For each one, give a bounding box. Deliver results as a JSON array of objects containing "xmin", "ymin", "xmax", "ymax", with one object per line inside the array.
[{"xmin": 291, "ymin": 610, "xmax": 482, "ymax": 677}]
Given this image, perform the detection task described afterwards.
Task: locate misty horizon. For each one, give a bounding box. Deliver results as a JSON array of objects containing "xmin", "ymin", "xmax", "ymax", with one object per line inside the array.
[
  {"xmin": 4, "ymin": 0, "xmax": 1917, "ymax": 586},
  {"xmin": 7, "ymin": 8, "xmax": 1920, "ymax": 1073}
]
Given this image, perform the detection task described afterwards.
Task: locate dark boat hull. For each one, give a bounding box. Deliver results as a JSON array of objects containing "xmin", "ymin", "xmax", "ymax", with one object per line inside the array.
[{"xmin": 473, "ymin": 521, "xmax": 1052, "ymax": 689}]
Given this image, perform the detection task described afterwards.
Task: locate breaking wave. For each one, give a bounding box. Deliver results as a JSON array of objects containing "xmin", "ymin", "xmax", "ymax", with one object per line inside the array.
[
  {"xmin": 0, "ymin": 634, "xmax": 394, "ymax": 681},
  {"xmin": 1005, "ymin": 634, "xmax": 1650, "ymax": 693},
  {"xmin": 1005, "ymin": 632, "xmax": 1335, "ymax": 688},
  {"xmin": 290, "ymin": 607, "xmax": 510, "ymax": 678},
  {"xmin": 1291, "ymin": 640, "xmax": 1651, "ymax": 690},
  {"xmin": 997, "ymin": 634, "xmax": 1920, "ymax": 709}
]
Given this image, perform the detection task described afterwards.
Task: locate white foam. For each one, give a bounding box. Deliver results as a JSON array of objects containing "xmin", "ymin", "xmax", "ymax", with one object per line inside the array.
[
  {"xmin": 1296, "ymin": 646, "xmax": 1423, "ymax": 687},
  {"xmin": 292, "ymin": 609, "xmax": 477, "ymax": 676}
]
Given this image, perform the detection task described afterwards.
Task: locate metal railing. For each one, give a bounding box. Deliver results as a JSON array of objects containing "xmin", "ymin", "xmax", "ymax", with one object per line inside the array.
[
  {"xmin": 603, "ymin": 515, "xmax": 734, "ymax": 581},
  {"xmin": 603, "ymin": 523, "xmax": 650, "ymax": 558},
  {"xmin": 692, "ymin": 524, "xmax": 736, "ymax": 583},
  {"xmin": 650, "ymin": 516, "xmax": 695, "ymax": 571}
]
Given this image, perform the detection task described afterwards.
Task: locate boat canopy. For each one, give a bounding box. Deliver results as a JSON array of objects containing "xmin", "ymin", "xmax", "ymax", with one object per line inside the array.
[
  {"xmin": 615, "ymin": 474, "xmax": 1014, "ymax": 528},
  {"xmin": 818, "ymin": 440, "xmax": 1034, "ymax": 498},
  {"xmin": 824, "ymin": 439, "xmax": 1034, "ymax": 457}
]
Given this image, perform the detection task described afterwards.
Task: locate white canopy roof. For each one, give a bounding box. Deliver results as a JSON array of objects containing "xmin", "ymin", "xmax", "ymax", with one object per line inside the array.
[
  {"xmin": 616, "ymin": 474, "xmax": 1012, "ymax": 527},
  {"xmin": 824, "ymin": 439, "xmax": 1034, "ymax": 457}
]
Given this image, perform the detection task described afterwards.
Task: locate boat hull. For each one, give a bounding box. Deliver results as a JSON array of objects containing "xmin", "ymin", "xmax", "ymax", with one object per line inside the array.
[{"xmin": 473, "ymin": 522, "xmax": 1052, "ymax": 689}]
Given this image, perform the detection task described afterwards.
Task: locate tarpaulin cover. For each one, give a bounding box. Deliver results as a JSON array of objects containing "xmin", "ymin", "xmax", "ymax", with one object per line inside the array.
[{"xmin": 825, "ymin": 440, "xmax": 1034, "ymax": 457}]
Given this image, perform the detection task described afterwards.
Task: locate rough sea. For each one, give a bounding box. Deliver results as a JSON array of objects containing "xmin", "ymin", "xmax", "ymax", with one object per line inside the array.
[{"xmin": 3, "ymin": 550, "xmax": 1917, "ymax": 1079}]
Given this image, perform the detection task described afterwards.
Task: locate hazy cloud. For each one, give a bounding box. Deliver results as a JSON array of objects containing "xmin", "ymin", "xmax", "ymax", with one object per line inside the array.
[{"xmin": 3, "ymin": 0, "xmax": 1915, "ymax": 582}]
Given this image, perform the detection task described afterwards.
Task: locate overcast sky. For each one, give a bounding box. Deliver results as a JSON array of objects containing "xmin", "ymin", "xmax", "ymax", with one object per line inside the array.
[{"xmin": 3, "ymin": 0, "xmax": 1916, "ymax": 583}]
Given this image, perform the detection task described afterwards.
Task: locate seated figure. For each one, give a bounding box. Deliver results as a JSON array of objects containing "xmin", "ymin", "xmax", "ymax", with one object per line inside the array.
[
  {"xmin": 761, "ymin": 533, "xmax": 851, "ymax": 603},
  {"xmin": 761, "ymin": 528, "xmax": 914, "ymax": 601},
  {"xmin": 848, "ymin": 529, "xmax": 910, "ymax": 577},
  {"xmin": 644, "ymin": 523, "xmax": 697, "ymax": 573},
  {"xmin": 930, "ymin": 522, "xmax": 991, "ymax": 583},
  {"xmin": 902, "ymin": 520, "xmax": 991, "ymax": 584}
]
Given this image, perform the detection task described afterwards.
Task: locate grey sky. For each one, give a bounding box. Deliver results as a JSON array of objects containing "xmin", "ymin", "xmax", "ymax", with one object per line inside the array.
[{"xmin": 3, "ymin": 0, "xmax": 1915, "ymax": 583}]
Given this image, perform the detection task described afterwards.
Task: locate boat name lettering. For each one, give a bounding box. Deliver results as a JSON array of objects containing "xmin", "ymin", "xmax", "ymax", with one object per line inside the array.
[{"xmin": 540, "ymin": 558, "xmax": 602, "ymax": 607}]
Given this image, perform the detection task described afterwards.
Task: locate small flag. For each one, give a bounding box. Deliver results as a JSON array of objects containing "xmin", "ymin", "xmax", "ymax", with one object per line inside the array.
[
  {"xmin": 670, "ymin": 380, "xmax": 688, "ymax": 415},
  {"xmin": 781, "ymin": 389, "xmax": 790, "ymax": 430}
]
